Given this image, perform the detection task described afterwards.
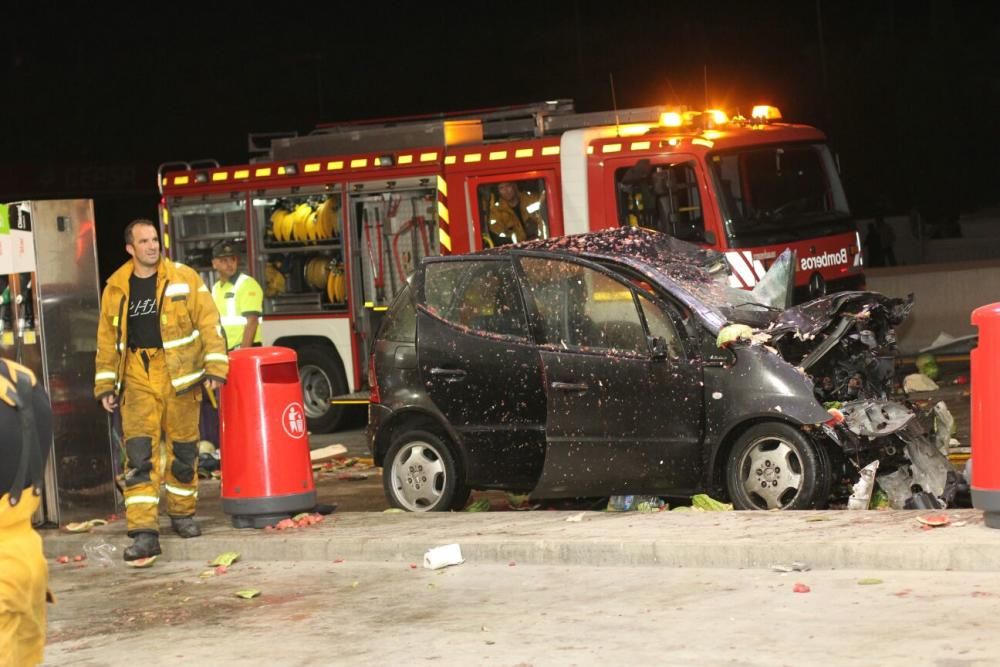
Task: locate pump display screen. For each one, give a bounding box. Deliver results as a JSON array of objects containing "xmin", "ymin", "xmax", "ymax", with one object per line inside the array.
[{"xmin": 709, "ymin": 142, "xmax": 853, "ymax": 245}]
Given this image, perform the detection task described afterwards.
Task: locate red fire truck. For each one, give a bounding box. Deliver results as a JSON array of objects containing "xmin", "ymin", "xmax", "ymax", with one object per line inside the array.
[{"xmin": 158, "ymin": 99, "xmax": 863, "ymax": 432}]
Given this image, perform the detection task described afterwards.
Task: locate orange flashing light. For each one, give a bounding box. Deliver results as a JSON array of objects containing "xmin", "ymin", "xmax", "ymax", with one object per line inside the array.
[
  {"xmin": 617, "ymin": 124, "xmax": 650, "ymax": 137},
  {"xmin": 706, "ymin": 109, "xmax": 728, "ymax": 125},
  {"xmin": 659, "ymin": 112, "xmax": 683, "ymax": 128},
  {"xmin": 751, "ymin": 105, "xmax": 782, "ymax": 121}
]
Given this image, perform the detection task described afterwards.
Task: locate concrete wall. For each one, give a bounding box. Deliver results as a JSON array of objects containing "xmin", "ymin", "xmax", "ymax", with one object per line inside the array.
[{"xmin": 865, "ymin": 261, "xmax": 1000, "ymax": 354}]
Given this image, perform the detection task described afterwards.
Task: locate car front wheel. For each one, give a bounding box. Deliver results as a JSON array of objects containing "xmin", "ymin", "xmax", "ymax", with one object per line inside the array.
[
  {"xmin": 725, "ymin": 422, "xmax": 829, "ymax": 510},
  {"xmin": 383, "ymin": 430, "xmax": 469, "ymax": 512}
]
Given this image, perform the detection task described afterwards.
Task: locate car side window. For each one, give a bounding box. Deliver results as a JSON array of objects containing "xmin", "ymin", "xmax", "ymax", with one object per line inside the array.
[
  {"xmin": 423, "ymin": 260, "xmax": 529, "ymax": 339},
  {"xmin": 519, "ymin": 257, "xmax": 646, "ymax": 355},
  {"xmin": 379, "ymin": 284, "xmax": 416, "ymax": 343},
  {"xmin": 637, "ymin": 292, "xmax": 684, "ymax": 360}
]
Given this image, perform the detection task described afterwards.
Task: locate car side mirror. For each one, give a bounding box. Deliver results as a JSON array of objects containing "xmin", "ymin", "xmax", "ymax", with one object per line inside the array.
[{"xmin": 649, "ymin": 335, "xmax": 670, "ymax": 360}]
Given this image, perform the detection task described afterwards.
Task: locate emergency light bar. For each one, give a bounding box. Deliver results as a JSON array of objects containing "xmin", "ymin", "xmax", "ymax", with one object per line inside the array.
[{"xmin": 751, "ymin": 105, "xmax": 782, "ymax": 121}]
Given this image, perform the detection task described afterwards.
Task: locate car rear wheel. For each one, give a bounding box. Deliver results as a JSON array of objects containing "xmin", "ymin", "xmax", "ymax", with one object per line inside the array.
[
  {"xmin": 726, "ymin": 422, "xmax": 829, "ymax": 510},
  {"xmin": 383, "ymin": 430, "xmax": 469, "ymax": 512}
]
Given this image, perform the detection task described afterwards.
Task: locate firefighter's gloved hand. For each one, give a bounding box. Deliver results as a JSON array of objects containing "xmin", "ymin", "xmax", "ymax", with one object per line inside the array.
[
  {"xmin": 204, "ymin": 378, "xmax": 221, "ymax": 392},
  {"xmin": 100, "ymin": 394, "xmax": 118, "ymax": 413}
]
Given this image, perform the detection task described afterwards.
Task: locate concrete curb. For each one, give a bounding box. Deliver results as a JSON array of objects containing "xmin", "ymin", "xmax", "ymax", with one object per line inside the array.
[{"xmin": 41, "ymin": 508, "xmax": 1000, "ymax": 572}]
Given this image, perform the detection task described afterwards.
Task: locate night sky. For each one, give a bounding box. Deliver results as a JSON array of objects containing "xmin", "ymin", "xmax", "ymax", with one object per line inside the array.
[{"xmin": 4, "ymin": 1, "xmax": 999, "ymax": 279}]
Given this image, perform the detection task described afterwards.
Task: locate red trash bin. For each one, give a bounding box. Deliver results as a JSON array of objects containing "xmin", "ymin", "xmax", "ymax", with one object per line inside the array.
[
  {"xmin": 971, "ymin": 304, "xmax": 1000, "ymax": 528},
  {"xmin": 220, "ymin": 346, "xmax": 316, "ymax": 528}
]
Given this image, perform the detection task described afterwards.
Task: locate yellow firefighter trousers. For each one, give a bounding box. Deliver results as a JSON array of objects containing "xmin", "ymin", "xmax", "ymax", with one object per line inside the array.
[
  {"xmin": 121, "ymin": 348, "xmax": 202, "ymax": 534},
  {"xmin": 0, "ymin": 492, "xmax": 47, "ymax": 667}
]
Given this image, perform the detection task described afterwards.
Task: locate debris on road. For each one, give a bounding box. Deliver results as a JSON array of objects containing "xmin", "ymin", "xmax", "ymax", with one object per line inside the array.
[
  {"xmin": 792, "ymin": 583, "xmax": 811, "ymax": 593},
  {"xmin": 211, "ymin": 552, "xmax": 240, "ymax": 567},
  {"xmin": 464, "ymin": 498, "xmax": 491, "ymax": 512},
  {"xmin": 904, "ymin": 373, "xmax": 939, "ymax": 393},
  {"xmin": 691, "ymin": 494, "xmax": 732, "ymax": 511},
  {"xmin": 847, "ymin": 461, "xmax": 879, "ymax": 509},
  {"xmin": 772, "ymin": 562, "xmax": 811, "ymax": 573},
  {"xmin": 917, "ymin": 514, "xmax": 951, "ymax": 528},
  {"xmin": 125, "ymin": 555, "xmax": 157, "ymax": 569},
  {"xmin": 423, "ymin": 543, "xmax": 464, "ymax": 570},
  {"xmin": 234, "ymin": 589, "xmax": 261, "ymax": 599},
  {"xmin": 857, "ymin": 578, "xmax": 884, "ymax": 585},
  {"xmin": 63, "ymin": 519, "xmax": 108, "ymax": 533},
  {"xmin": 565, "ymin": 512, "xmax": 586, "ymax": 523}
]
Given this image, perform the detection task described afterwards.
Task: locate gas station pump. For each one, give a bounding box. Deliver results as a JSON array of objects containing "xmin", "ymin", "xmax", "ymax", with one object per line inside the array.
[{"xmin": 1, "ymin": 200, "xmax": 117, "ymax": 525}]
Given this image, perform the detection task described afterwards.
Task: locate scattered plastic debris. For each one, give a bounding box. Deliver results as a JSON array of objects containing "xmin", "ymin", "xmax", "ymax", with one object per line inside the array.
[
  {"xmin": 847, "ymin": 460, "xmax": 879, "ymax": 510},
  {"xmin": 903, "ymin": 373, "xmax": 939, "ymax": 393},
  {"xmin": 83, "ymin": 541, "xmax": 117, "ymax": 567},
  {"xmin": 772, "ymin": 562, "xmax": 811, "ymax": 573},
  {"xmin": 565, "ymin": 512, "xmax": 586, "ymax": 522},
  {"xmin": 423, "ymin": 543, "xmax": 464, "ymax": 570},
  {"xmin": 607, "ymin": 495, "xmax": 667, "ymax": 512},
  {"xmin": 792, "ymin": 583, "xmax": 811, "ymax": 593},
  {"xmin": 857, "ymin": 578, "xmax": 883, "ymax": 585},
  {"xmin": 234, "ymin": 589, "xmax": 261, "ymax": 599}
]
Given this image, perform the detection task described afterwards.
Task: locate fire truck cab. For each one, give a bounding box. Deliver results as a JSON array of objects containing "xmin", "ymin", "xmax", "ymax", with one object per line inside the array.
[{"xmin": 158, "ymin": 100, "xmax": 862, "ymax": 433}]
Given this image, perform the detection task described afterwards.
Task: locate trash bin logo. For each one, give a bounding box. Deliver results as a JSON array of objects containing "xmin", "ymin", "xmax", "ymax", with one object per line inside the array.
[{"xmin": 282, "ymin": 402, "xmax": 306, "ymax": 439}]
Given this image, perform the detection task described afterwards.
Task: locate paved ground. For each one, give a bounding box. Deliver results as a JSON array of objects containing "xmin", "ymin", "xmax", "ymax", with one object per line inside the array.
[{"xmin": 44, "ymin": 560, "xmax": 1000, "ymax": 666}]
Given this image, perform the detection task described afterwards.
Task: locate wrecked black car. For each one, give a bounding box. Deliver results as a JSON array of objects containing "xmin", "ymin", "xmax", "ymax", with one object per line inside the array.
[{"xmin": 367, "ymin": 226, "xmax": 955, "ymax": 512}]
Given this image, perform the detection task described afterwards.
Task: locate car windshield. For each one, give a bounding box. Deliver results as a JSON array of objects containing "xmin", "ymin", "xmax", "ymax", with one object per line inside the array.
[{"xmin": 709, "ymin": 142, "xmax": 853, "ymax": 245}]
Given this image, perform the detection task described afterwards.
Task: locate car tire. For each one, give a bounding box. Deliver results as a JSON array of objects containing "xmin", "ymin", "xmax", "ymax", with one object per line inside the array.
[
  {"xmin": 296, "ymin": 344, "xmax": 348, "ymax": 434},
  {"xmin": 383, "ymin": 430, "xmax": 469, "ymax": 512},
  {"xmin": 725, "ymin": 422, "xmax": 829, "ymax": 510}
]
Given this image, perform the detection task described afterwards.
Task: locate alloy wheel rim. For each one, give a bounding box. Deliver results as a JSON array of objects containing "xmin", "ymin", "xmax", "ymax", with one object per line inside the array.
[
  {"xmin": 739, "ymin": 436, "xmax": 804, "ymax": 510},
  {"xmin": 390, "ymin": 441, "xmax": 447, "ymax": 511}
]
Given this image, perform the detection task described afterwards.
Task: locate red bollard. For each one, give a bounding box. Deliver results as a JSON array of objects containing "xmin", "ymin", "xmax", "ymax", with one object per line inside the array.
[
  {"xmin": 971, "ymin": 304, "xmax": 1000, "ymax": 528},
  {"xmin": 220, "ymin": 347, "xmax": 316, "ymax": 528}
]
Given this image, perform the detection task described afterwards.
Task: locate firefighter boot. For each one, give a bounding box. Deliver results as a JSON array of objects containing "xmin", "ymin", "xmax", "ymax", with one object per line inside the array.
[
  {"xmin": 170, "ymin": 515, "xmax": 201, "ymax": 538},
  {"xmin": 123, "ymin": 531, "xmax": 162, "ymax": 561}
]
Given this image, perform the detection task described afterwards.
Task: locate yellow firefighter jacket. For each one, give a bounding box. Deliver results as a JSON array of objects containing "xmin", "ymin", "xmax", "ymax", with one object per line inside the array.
[
  {"xmin": 94, "ymin": 257, "xmax": 229, "ymax": 399},
  {"xmin": 487, "ymin": 192, "xmax": 544, "ymax": 245},
  {"xmin": 0, "ymin": 359, "xmax": 50, "ymax": 667}
]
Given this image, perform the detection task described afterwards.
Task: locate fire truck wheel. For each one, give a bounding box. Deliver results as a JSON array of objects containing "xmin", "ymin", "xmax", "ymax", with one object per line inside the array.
[
  {"xmin": 383, "ymin": 430, "xmax": 469, "ymax": 512},
  {"xmin": 725, "ymin": 422, "xmax": 829, "ymax": 511},
  {"xmin": 296, "ymin": 344, "xmax": 348, "ymax": 434}
]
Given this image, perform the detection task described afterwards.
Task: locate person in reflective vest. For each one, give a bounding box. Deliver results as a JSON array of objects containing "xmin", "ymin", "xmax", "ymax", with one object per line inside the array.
[
  {"xmin": 0, "ymin": 358, "xmax": 53, "ymax": 666},
  {"xmin": 94, "ymin": 219, "xmax": 229, "ymax": 561},
  {"xmin": 210, "ymin": 241, "xmax": 263, "ymax": 350}
]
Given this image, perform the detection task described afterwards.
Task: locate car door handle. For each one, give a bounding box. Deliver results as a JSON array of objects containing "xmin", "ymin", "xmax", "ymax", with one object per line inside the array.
[
  {"xmin": 430, "ymin": 367, "xmax": 467, "ymax": 382},
  {"xmin": 551, "ymin": 381, "xmax": 588, "ymax": 392}
]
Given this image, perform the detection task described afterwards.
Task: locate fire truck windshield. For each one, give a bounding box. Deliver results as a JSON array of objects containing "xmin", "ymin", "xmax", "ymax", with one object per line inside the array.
[{"xmin": 709, "ymin": 142, "xmax": 853, "ymax": 246}]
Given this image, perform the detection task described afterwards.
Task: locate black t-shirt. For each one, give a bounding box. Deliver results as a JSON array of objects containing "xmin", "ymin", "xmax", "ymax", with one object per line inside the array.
[
  {"xmin": 0, "ymin": 379, "xmax": 52, "ymax": 496},
  {"xmin": 128, "ymin": 273, "xmax": 162, "ymax": 349}
]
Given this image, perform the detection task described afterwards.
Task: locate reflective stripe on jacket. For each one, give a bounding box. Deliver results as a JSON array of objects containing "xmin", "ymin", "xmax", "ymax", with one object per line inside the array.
[
  {"xmin": 211, "ymin": 272, "xmax": 264, "ymax": 350},
  {"xmin": 94, "ymin": 257, "xmax": 229, "ymax": 398}
]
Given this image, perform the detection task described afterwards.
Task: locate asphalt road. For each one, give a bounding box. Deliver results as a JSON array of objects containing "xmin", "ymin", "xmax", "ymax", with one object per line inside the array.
[{"xmin": 45, "ymin": 559, "xmax": 1000, "ymax": 666}]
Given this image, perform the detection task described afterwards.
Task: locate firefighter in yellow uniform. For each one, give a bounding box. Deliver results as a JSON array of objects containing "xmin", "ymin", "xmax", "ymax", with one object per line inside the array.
[
  {"xmin": 0, "ymin": 359, "xmax": 53, "ymax": 666},
  {"xmin": 487, "ymin": 181, "xmax": 546, "ymax": 246},
  {"xmin": 210, "ymin": 241, "xmax": 263, "ymax": 350},
  {"xmin": 94, "ymin": 219, "xmax": 229, "ymax": 561}
]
